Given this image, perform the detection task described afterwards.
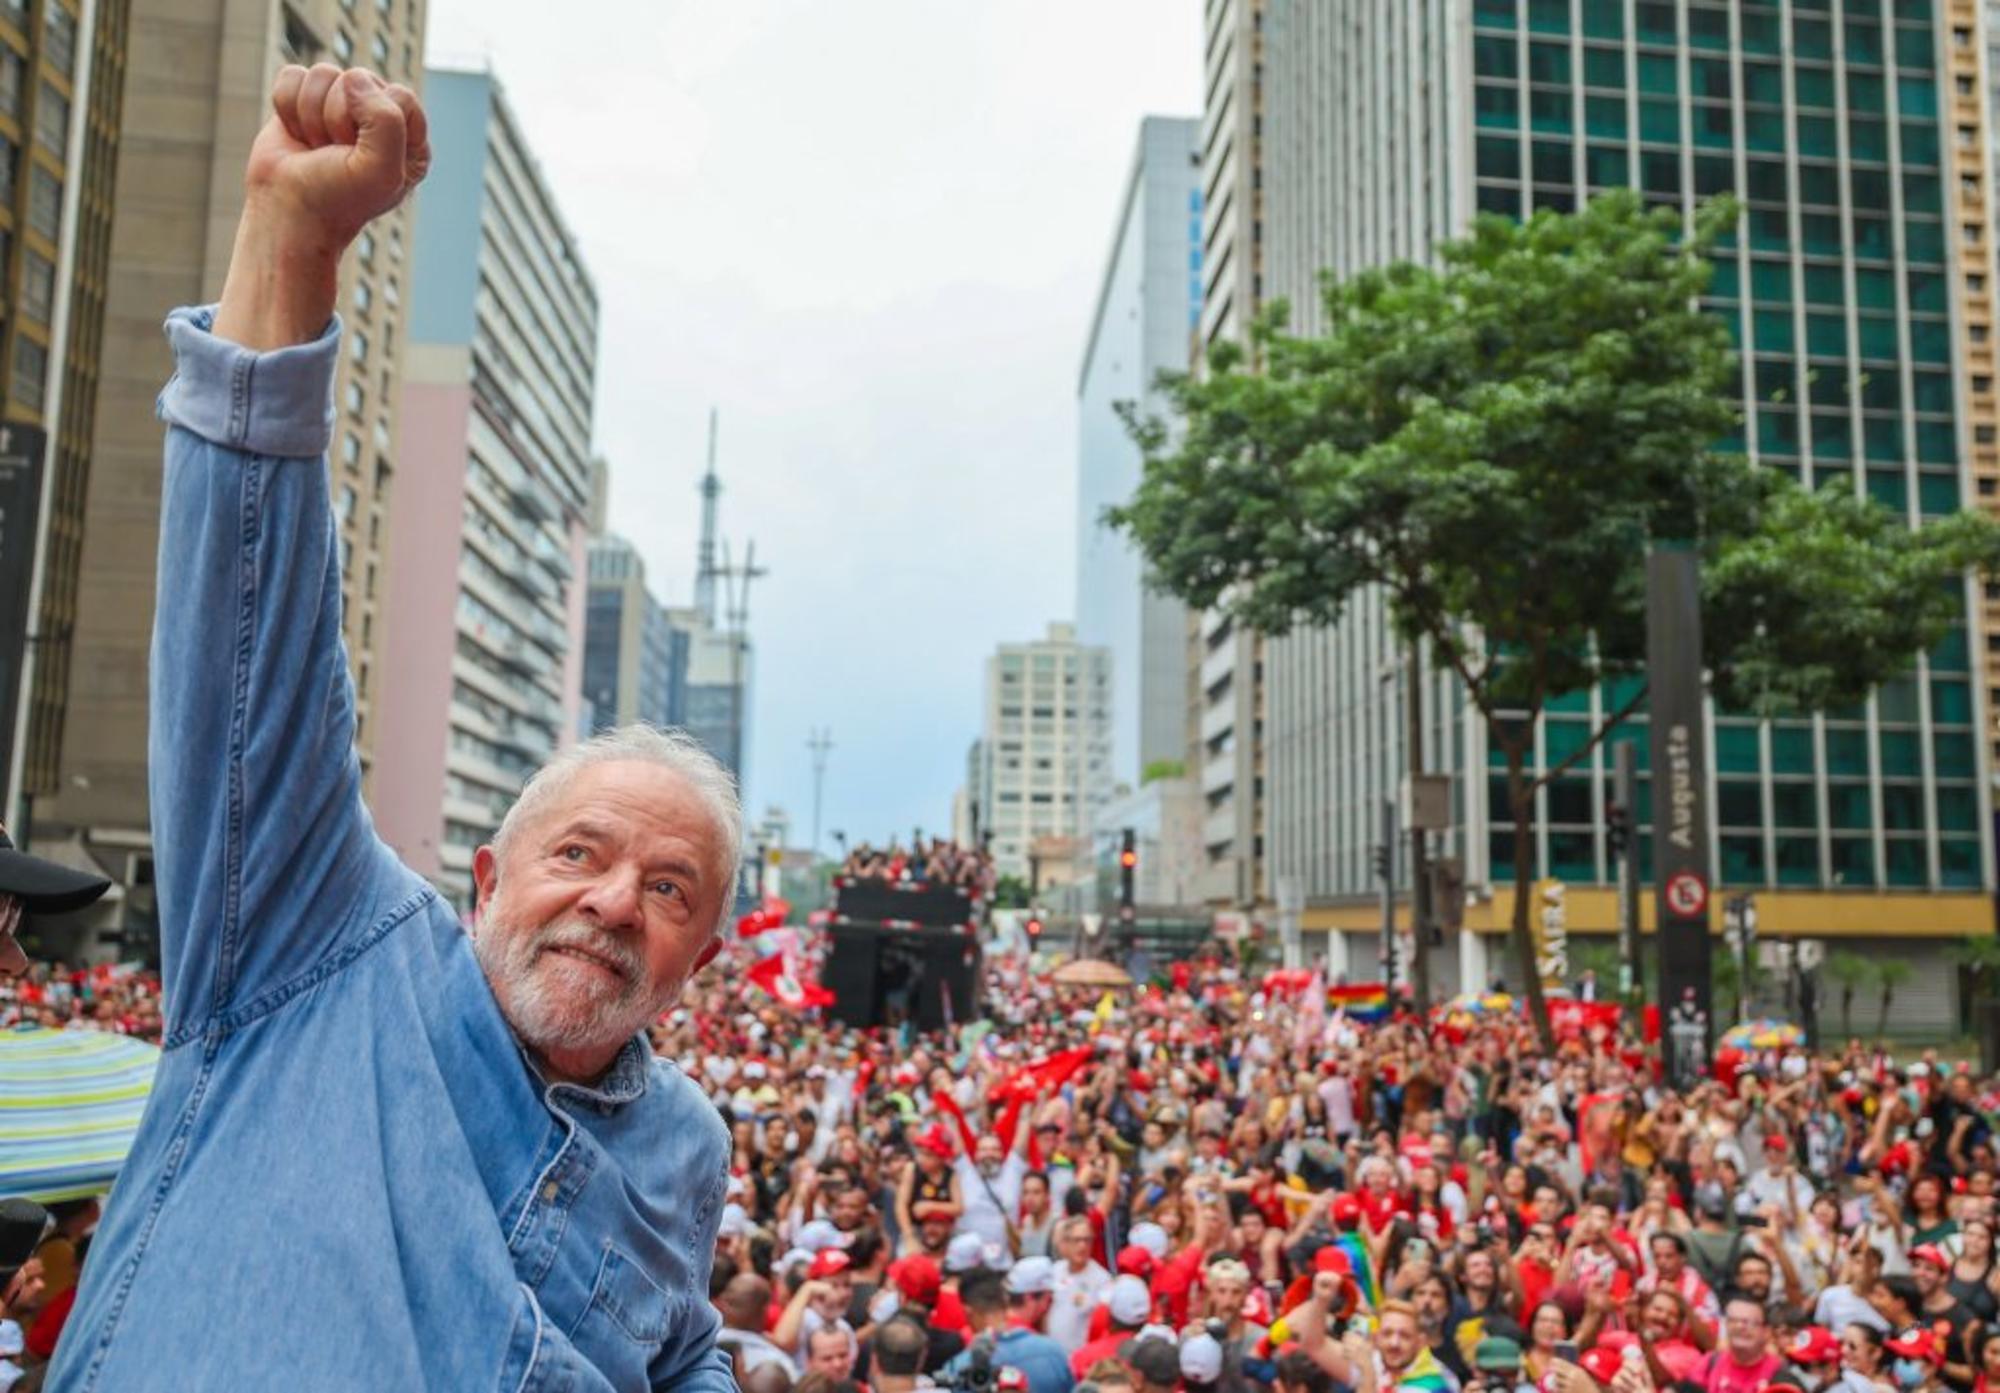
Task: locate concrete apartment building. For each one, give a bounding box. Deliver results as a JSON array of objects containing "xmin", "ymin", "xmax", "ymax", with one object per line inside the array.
[
  {"xmin": 372, "ymin": 67, "xmax": 596, "ymax": 908},
  {"xmin": 1260, "ymin": 0, "xmax": 1996, "ymax": 1033},
  {"xmin": 1189, "ymin": 0, "xmax": 1266, "ymax": 913},
  {"xmin": 1076, "ymin": 115, "xmax": 1200, "ymax": 795},
  {"xmin": 3, "ymin": 0, "xmax": 131, "ymax": 841},
  {"xmin": 972, "ymin": 622, "xmax": 1114, "ymax": 884},
  {"xmin": 19, "ymin": 0, "xmax": 421, "ymax": 932},
  {"xmin": 582, "ymin": 534, "xmax": 684, "ymax": 735}
]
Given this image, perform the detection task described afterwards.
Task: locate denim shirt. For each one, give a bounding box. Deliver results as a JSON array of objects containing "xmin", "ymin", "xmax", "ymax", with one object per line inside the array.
[{"xmin": 46, "ymin": 307, "xmax": 735, "ymax": 1393}]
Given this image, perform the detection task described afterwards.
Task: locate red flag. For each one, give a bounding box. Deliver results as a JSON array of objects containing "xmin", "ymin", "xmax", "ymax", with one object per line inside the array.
[
  {"xmin": 747, "ymin": 952, "xmax": 833, "ymax": 1009},
  {"xmin": 988, "ymin": 1046, "xmax": 1093, "ymax": 1107},
  {"xmin": 735, "ymin": 897, "xmax": 794, "ymax": 938}
]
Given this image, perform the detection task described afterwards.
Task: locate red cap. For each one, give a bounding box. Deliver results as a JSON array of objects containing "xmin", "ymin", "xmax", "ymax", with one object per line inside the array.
[
  {"xmin": 1128, "ymin": 1070, "xmax": 1154, "ymax": 1092},
  {"xmin": 1313, "ymin": 1245, "xmax": 1354, "ymax": 1275},
  {"xmin": 1763, "ymin": 1134, "xmax": 1789, "ymax": 1152},
  {"xmin": 915, "ymin": 1125, "xmax": 955, "ymax": 1159},
  {"xmin": 1116, "ymin": 1245, "xmax": 1158, "ymax": 1279},
  {"xmin": 1331, "ymin": 1193, "xmax": 1363, "ymax": 1226},
  {"xmin": 1886, "ymin": 1329, "xmax": 1942, "ymax": 1364},
  {"xmin": 1789, "ymin": 1328, "xmax": 1841, "ymax": 1365},
  {"xmin": 1579, "ymin": 1347, "xmax": 1622, "ymax": 1386},
  {"xmin": 1911, "ymin": 1244, "xmax": 1950, "ymax": 1270},
  {"xmin": 889, "ymin": 1254, "xmax": 942, "ymax": 1306},
  {"xmin": 808, "ymin": 1249, "xmax": 853, "ymax": 1280}
]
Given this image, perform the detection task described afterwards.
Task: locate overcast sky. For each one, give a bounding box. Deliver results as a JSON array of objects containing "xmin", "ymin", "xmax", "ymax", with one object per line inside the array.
[{"xmin": 424, "ymin": 2, "xmax": 1204, "ymax": 851}]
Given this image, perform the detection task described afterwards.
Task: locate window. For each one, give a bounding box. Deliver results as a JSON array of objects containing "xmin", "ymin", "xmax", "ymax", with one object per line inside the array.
[
  {"xmin": 0, "ymin": 47, "xmax": 21, "ymax": 121},
  {"xmin": 26, "ymin": 165, "xmax": 57, "ymax": 240},
  {"xmin": 333, "ymin": 29, "xmax": 353, "ymax": 63},
  {"xmin": 43, "ymin": 4, "xmax": 74, "ymax": 78},
  {"xmin": 342, "ymin": 432, "xmax": 362, "ymax": 468},
  {"xmin": 350, "ymin": 329, "xmax": 368, "ymax": 364},
  {"xmin": 345, "ymin": 380, "xmax": 364, "ymax": 417},
  {"xmin": 9, "ymin": 335, "xmax": 44, "ymax": 411},
  {"xmin": 32, "ymin": 81, "xmax": 64, "ymax": 156},
  {"xmin": 358, "ymin": 229, "xmax": 375, "ymax": 265},
  {"xmin": 369, "ymin": 31, "xmax": 387, "ymax": 66},
  {"xmin": 353, "ymin": 278, "xmax": 371, "ymax": 314},
  {"xmin": 19, "ymin": 248, "xmax": 51, "ymax": 322}
]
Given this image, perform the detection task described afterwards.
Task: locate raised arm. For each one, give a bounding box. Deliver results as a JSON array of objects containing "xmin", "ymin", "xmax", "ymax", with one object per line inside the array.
[{"xmin": 152, "ymin": 65, "xmax": 429, "ymax": 1037}]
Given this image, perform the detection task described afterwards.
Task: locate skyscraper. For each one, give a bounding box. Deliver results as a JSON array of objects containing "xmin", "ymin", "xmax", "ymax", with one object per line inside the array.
[
  {"xmin": 1261, "ymin": 0, "xmax": 1996, "ymax": 1030},
  {"xmin": 974, "ymin": 622, "xmax": 1114, "ymax": 884},
  {"xmin": 371, "ymin": 67, "xmax": 597, "ymax": 907},
  {"xmin": 1190, "ymin": 0, "xmax": 1268, "ymax": 912},
  {"xmin": 583, "ymin": 534, "xmax": 685, "ymax": 735},
  {"xmin": 1076, "ymin": 115, "xmax": 1200, "ymax": 793},
  {"xmin": 2, "ymin": 0, "xmax": 132, "ymax": 845},
  {"xmin": 25, "ymin": 0, "xmax": 422, "ymax": 925}
]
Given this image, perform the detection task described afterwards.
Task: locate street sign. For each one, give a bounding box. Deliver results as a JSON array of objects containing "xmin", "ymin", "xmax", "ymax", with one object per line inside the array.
[
  {"xmin": 0, "ymin": 426, "xmax": 48, "ymax": 809},
  {"xmin": 1664, "ymin": 870, "xmax": 1708, "ymax": 918},
  {"xmin": 1648, "ymin": 547, "xmax": 1716, "ymax": 1087},
  {"xmin": 1401, "ymin": 774, "xmax": 1452, "ymax": 832}
]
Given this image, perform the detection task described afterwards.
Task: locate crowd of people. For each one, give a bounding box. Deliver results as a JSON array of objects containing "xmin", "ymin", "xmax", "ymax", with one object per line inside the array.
[
  {"xmin": 0, "ymin": 960, "xmax": 161, "ymax": 1042},
  {"xmin": 840, "ymin": 838, "xmax": 996, "ymax": 895},
  {"xmin": 7, "ymin": 918, "xmax": 2000, "ymax": 1393},
  {"xmin": 661, "ymin": 944, "xmax": 2000, "ymax": 1393}
]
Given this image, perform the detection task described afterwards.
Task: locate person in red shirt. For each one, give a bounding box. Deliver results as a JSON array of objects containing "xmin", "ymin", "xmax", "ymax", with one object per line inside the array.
[
  {"xmin": 1069, "ymin": 1274, "xmax": 1152, "ymax": 1377},
  {"xmin": 1690, "ymin": 1293, "xmax": 1783, "ymax": 1393}
]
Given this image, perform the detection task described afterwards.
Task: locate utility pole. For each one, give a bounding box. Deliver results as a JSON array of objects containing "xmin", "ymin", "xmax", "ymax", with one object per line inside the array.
[
  {"xmin": 1374, "ymin": 798, "xmax": 1397, "ymax": 992},
  {"xmin": 1611, "ymin": 741, "xmax": 1642, "ymax": 1004},
  {"xmin": 807, "ymin": 728, "xmax": 833, "ymax": 857},
  {"xmin": 1405, "ymin": 642, "xmax": 1433, "ymax": 1015}
]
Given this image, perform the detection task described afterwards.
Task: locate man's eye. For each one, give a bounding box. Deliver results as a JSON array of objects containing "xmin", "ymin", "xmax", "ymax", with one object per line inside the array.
[
  {"xmin": 652, "ymin": 881, "xmax": 683, "ymax": 900},
  {"xmin": 561, "ymin": 845, "xmax": 587, "ymax": 862}
]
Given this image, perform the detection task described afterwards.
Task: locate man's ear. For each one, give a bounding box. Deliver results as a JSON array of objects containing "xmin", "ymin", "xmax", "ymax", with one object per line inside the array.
[
  {"xmin": 695, "ymin": 936, "xmax": 724, "ymax": 973},
  {"xmin": 471, "ymin": 844, "xmax": 500, "ymax": 924}
]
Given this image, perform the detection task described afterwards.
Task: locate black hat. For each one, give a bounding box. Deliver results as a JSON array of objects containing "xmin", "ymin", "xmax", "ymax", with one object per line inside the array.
[
  {"xmin": 0, "ymin": 826, "xmax": 111, "ymax": 915},
  {"xmin": 0, "ymin": 1197, "xmax": 51, "ymax": 1282}
]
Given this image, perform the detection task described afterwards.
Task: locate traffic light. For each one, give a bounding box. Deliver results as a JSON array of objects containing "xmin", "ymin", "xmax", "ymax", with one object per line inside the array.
[
  {"xmin": 1371, "ymin": 843, "xmax": 1390, "ymax": 881},
  {"xmin": 1025, "ymin": 914, "xmax": 1043, "ymax": 943},
  {"xmin": 1119, "ymin": 828, "xmax": 1137, "ymax": 910},
  {"xmin": 1605, "ymin": 800, "xmax": 1631, "ymax": 856}
]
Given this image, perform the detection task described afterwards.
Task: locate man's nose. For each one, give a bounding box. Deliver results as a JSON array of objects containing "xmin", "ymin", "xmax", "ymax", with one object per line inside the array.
[{"xmin": 575, "ymin": 868, "xmax": 644, "ymax": 929}]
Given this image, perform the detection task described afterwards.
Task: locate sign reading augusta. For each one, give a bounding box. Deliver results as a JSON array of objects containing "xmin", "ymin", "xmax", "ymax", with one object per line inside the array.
[
  {"xmin": 0, "ymin": 425, "xmax": 47, "ymax": 804},
  {"xmin": 1646, "ymin": 547, "xmax": 1714, "ymax": 1086}
]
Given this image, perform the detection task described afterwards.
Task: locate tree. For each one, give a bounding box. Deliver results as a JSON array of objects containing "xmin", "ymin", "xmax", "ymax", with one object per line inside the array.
[
  {"xmin": 1876, "ymin": 960, "xmax": 1912, "ymax": 1042},
  {"xmin": 1824, "ymin": 951, "xmax": 1874, "ymax": 1041},
  {"xmin": 1141, "ymin": 759, "xmax": 1186, "ymax": 785},
  {"xmin": 1110, "ymin": 192, "xmax": 2000, "ymax": 1048},
  {"xmin": 991, "ymin": 874, "xmax": 1032, "ymax": 910}
]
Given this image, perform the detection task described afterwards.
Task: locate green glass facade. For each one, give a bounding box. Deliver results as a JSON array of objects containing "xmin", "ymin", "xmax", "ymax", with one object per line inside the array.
[{"xmin": 1471, "ymin": 0, "xmax": 1983, "ymax": 892}]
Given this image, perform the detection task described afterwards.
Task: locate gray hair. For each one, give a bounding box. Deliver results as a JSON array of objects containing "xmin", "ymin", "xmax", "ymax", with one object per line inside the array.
[{"xmin": 490, "ymin": 723, "xmax": 744, "ymax": 939}]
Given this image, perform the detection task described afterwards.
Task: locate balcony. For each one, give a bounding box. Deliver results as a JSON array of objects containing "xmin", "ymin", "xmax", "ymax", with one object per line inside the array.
[
  {"xmin": 1204, "ymin": 802, "xmax": 1238, "ymax": 850},
  {"xmin": 1200, "ymin": 696, "xmax": 1235, "ymax": 745}
]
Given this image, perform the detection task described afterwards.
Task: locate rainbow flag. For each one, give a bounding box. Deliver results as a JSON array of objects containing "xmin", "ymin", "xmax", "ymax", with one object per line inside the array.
[
  {"xmin": 1334, "ymin": 1230, "xmax": 1381, "ymax": 1308},
  {"xmin": 1327, "ymin": 982, "xmax": 1389, "ymax": 1023}
]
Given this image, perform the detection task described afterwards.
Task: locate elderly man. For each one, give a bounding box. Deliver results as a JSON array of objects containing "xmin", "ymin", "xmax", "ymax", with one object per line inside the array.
[{"xmin": 48, "ymin": 65, "xmax": 737, "ymax": 1391}]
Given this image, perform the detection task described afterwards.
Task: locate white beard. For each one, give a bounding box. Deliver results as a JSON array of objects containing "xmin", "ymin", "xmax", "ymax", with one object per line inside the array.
[{"xmin": 473, "ymin": 897, "xmax": 663, "ymax": 1059}]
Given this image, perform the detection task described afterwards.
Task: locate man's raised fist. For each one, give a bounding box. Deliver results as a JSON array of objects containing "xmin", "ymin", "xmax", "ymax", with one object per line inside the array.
[{"xmin": 249, "ymin": 64, "xmax": 430, "ymax": 250}]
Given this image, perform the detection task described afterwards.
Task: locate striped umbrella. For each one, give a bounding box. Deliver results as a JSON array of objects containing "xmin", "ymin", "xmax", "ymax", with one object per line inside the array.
[{"xmin": 0, "ymin": 1026, "xmax": 160, "ymax": 1203}]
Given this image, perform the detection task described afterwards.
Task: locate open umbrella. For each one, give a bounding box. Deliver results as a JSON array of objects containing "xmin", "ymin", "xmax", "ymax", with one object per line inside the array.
[
  {"xmin": 1050, "ymin": 959, "xmax": 1134, "ymax": 989},
  {"xmin": 0, "ymin": 1027, "xmax": 160, "ymax": 1203},
  {"xmin": 1720, "ymin": 1019, "xmax": 1805, "ymax": 1051}
]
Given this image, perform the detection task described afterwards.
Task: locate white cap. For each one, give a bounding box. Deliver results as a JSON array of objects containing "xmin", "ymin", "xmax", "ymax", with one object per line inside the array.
[
  {"xmin": 1911, "ymin": 1062, "xmax": 1932, "ymax": 1077},
  {"xmin": 726, "ymin": 1174, "xmax": 748, "ymax": 1198},
  {"xmin": 1136, "ymin": 1323, "xmax": 1178, "ymax": 1345},
  {"xmin": 946, "ymin": 1231, "xmax": 993, "ymax": 1273},
  {"xmin": 1005, "ymin": 1256, "xmax": 1056, "ymax": 1296},
  {"xmin": 779, "ymin": 1247, "xmax": 816, "ymax": 1274},
  {"xmin": 718, "ymin": 1203, "xmax": 749, "ymax": 1239},
  {"xmin": 1107, "ymin": 1274, "xmax": 1152, "ymax": 1326},
  {"xmin": 797, "ymin": 1219, "xmax": 847, "ymax": 1253},
  {"xmin": 1128, "ymin": 1221, "xmax": 1171, "ymax": 1259},
  {"xmin": 1181, "ymin": 1332, "xmax": 1224, "ymax": 1383}
]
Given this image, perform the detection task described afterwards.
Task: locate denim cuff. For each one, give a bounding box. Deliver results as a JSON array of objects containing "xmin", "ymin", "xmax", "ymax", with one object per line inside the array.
[{"xmin": 157, "ymin": 305, "xmax": 343, "ymax": 459}]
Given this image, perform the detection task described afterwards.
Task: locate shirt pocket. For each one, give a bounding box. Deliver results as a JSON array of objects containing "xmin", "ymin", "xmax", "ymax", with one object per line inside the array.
[{"xmin": 570, "ymin": 1240, "xmax": 678, "ymax": 1346}]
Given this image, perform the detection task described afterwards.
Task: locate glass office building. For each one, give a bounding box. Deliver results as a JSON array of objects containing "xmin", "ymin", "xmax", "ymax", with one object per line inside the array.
[{"xmin": 1259, "ymin": 0, "xmax": 1995, "ymax": 1023}]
